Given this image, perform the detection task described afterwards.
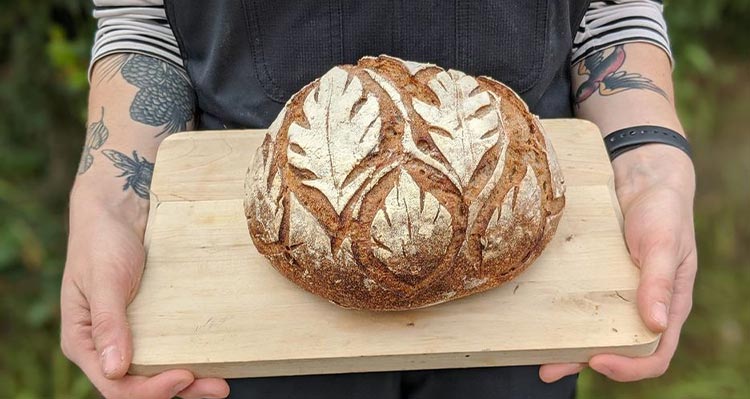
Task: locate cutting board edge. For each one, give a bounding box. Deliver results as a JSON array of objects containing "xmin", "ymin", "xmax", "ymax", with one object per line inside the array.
[
  {"xmin": 133, "ymin": 118, "xmax": 652, "ymax": 378},
  {"xmin": 129, "ymin": 336, "xmax": 659, "ymax": 379}
]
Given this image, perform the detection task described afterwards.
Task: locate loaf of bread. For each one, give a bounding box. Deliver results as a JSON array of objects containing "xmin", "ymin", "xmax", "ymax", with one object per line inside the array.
[{"xmin": 245, "ymin": 55, "xmax": 565, "ymax": 311}]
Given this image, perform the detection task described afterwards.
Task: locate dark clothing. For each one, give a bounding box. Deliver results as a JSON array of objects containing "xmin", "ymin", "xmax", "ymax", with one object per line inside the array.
[
  {"xmin": 227, "ymin": 367, "xmax": 577, "ymax": 399},
  {"xmin": 165, "ymin": 0, "xmax": 590, "ymax": 129},
  {"xmin": 163, "ymin": 0, "xmax": 589, "ymax": 397}
]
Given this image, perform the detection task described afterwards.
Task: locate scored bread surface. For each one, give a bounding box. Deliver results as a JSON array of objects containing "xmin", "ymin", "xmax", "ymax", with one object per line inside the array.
[{"xmin": 245, "ymin": 55, "xmax": 565, "ymax": 311}]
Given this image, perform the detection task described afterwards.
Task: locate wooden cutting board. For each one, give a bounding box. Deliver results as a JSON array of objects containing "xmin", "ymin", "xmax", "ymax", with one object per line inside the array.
[{"xmin": 128, "ymin": 119, "xmax": 658, "ymax": 378}]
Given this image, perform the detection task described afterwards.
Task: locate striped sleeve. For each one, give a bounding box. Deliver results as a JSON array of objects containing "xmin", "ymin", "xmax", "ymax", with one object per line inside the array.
[
  {"xmin": 88, "ymin": 0, "xmax": 184, "ymax": 80},
  {"xmin": 90, "ymin": 1, "xmax": 674, "ymax": 81},
  {"xmin": 572, "ymin": 0, "xmax": 673, "ymax": 66}
]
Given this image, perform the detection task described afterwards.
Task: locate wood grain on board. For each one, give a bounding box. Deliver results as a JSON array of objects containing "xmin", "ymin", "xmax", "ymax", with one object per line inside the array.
[{"xmin": 129, "ymin": 119, "xmax": 658, "ymax": 378}]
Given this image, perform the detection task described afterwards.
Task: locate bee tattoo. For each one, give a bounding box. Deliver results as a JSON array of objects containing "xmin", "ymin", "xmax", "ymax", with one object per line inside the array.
[{"xmin": 102, "ymin": 149, "xmax": 155, "ymax": 199}]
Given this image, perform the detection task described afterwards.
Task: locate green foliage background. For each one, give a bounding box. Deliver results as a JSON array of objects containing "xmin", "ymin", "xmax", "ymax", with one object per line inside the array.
[{"xmin": 1, "ymin": 1, "xmax": 748, "ymax": 398}]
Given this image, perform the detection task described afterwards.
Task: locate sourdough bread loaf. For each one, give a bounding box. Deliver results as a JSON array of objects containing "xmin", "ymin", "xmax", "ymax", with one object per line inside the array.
[{"xmin": 245, "ymin": 55, "xmax": 565, "ymax": 311}]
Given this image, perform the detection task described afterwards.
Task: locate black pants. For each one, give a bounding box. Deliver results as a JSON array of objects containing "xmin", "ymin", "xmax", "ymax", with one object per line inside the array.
[{"xmin": 228, "ymin": 366, "xmax": 577, "ymax": 398}]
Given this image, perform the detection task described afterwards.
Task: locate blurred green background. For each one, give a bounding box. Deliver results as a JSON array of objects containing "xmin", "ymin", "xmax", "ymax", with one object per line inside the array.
[{"xmin": 1, "ymin": 1, "xmax": 748, "ymax": 398}]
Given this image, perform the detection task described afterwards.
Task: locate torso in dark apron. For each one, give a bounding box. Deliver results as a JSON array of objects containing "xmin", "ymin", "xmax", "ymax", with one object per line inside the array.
[
  {"xmin": 164, "ymin": 0, "xmax": 590, "ymax": 130},
  {"xmin": 162, "ymin": 1, "xmax": 590, "ymax": 392}
]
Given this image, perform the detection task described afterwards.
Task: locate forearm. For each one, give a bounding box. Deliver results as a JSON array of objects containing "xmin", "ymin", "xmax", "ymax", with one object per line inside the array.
[
  {"xmin": 71, "ymin": 53, "xmax": 194, "ymax": 232},
  {"xmin": 61, "ymin": 54, "xmax": 229, "ymax": 397},
  {"xmin": 574, "ymin": 43, "xmax": 680, "ymax": 133},
  {"xmin": 572, "ymin": 43, "xmax": 695, "ymax": 211},
  {"xmin": 544, "ymin": 8, "xmax": 698, "ymax": 384}
]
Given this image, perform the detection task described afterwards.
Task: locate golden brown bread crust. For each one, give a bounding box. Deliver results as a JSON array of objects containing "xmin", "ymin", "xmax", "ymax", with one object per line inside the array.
[{"xmin": 245, "ymin": 55, "xmax": 565, "ymax": 310}]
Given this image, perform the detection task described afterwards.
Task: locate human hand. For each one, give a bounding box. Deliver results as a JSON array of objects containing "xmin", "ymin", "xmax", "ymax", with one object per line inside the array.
[
  {"xmin": 540, "ymin": 144, "xmax": 697, "ymax": 382},
  {"xmin": 61, "ymin": 191, "xmax": 230, "ymax": 399}
]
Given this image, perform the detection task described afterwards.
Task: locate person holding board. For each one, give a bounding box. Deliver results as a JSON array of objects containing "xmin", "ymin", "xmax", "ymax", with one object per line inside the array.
[{"xmin": 61, "ymin": 1, "xmax": 696, "ymax": 398}]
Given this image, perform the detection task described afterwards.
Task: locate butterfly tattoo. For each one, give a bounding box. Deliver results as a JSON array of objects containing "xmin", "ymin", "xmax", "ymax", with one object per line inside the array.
[
  {"xmin": 574, "ymin": 45, "xmax": 668, "ymax": 105},
  {"xmin": 102, "ymin": 149, "xmax": 155, "ymax": 199},
  {"xmin": 96, "ymin": 54, "xmax": 195, "ymax": 137}
]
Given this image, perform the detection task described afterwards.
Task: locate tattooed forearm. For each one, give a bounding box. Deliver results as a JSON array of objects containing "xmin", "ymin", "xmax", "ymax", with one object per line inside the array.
[
  {"xmin": 574, "ymin": 45, "xmax": 668, "ymax": 105},
  {"xmin": 95, "ymin": 54, "xmax": 195, "ymax": 136},
  {"xmin": 77, "ymin": 107, "xmax": 110, "ymax": 175},
  {"xmin": 101, "ymin": 149, "xmax": 154, "ymax": 199}
]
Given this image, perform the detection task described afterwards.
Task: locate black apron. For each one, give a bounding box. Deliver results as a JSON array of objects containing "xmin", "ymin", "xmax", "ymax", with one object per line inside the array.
[
  {"xmin": 163, "ymin": 1, "xmax": 589, "ymax": 396},
  {"xmin": 165, "ymin": 0, "xmax": 590, "ymax": 130}
]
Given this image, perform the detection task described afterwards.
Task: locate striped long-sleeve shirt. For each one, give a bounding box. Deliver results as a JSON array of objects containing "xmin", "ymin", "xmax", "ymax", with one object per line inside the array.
[{"xmin": 89, "ymin": 0, "xmax": 673, "ymax": 81}]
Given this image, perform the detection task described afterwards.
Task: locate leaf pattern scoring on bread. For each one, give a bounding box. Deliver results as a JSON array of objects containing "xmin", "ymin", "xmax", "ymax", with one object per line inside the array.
[{"xmin": 245, "ymin": 55, "xmax": 565, "ymax": 311}]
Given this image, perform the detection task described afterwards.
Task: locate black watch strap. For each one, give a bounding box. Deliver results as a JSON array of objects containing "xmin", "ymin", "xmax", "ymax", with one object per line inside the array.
[{"xmin": 603, "ymin": 125, "xmax": 692, "ymax": 161}]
